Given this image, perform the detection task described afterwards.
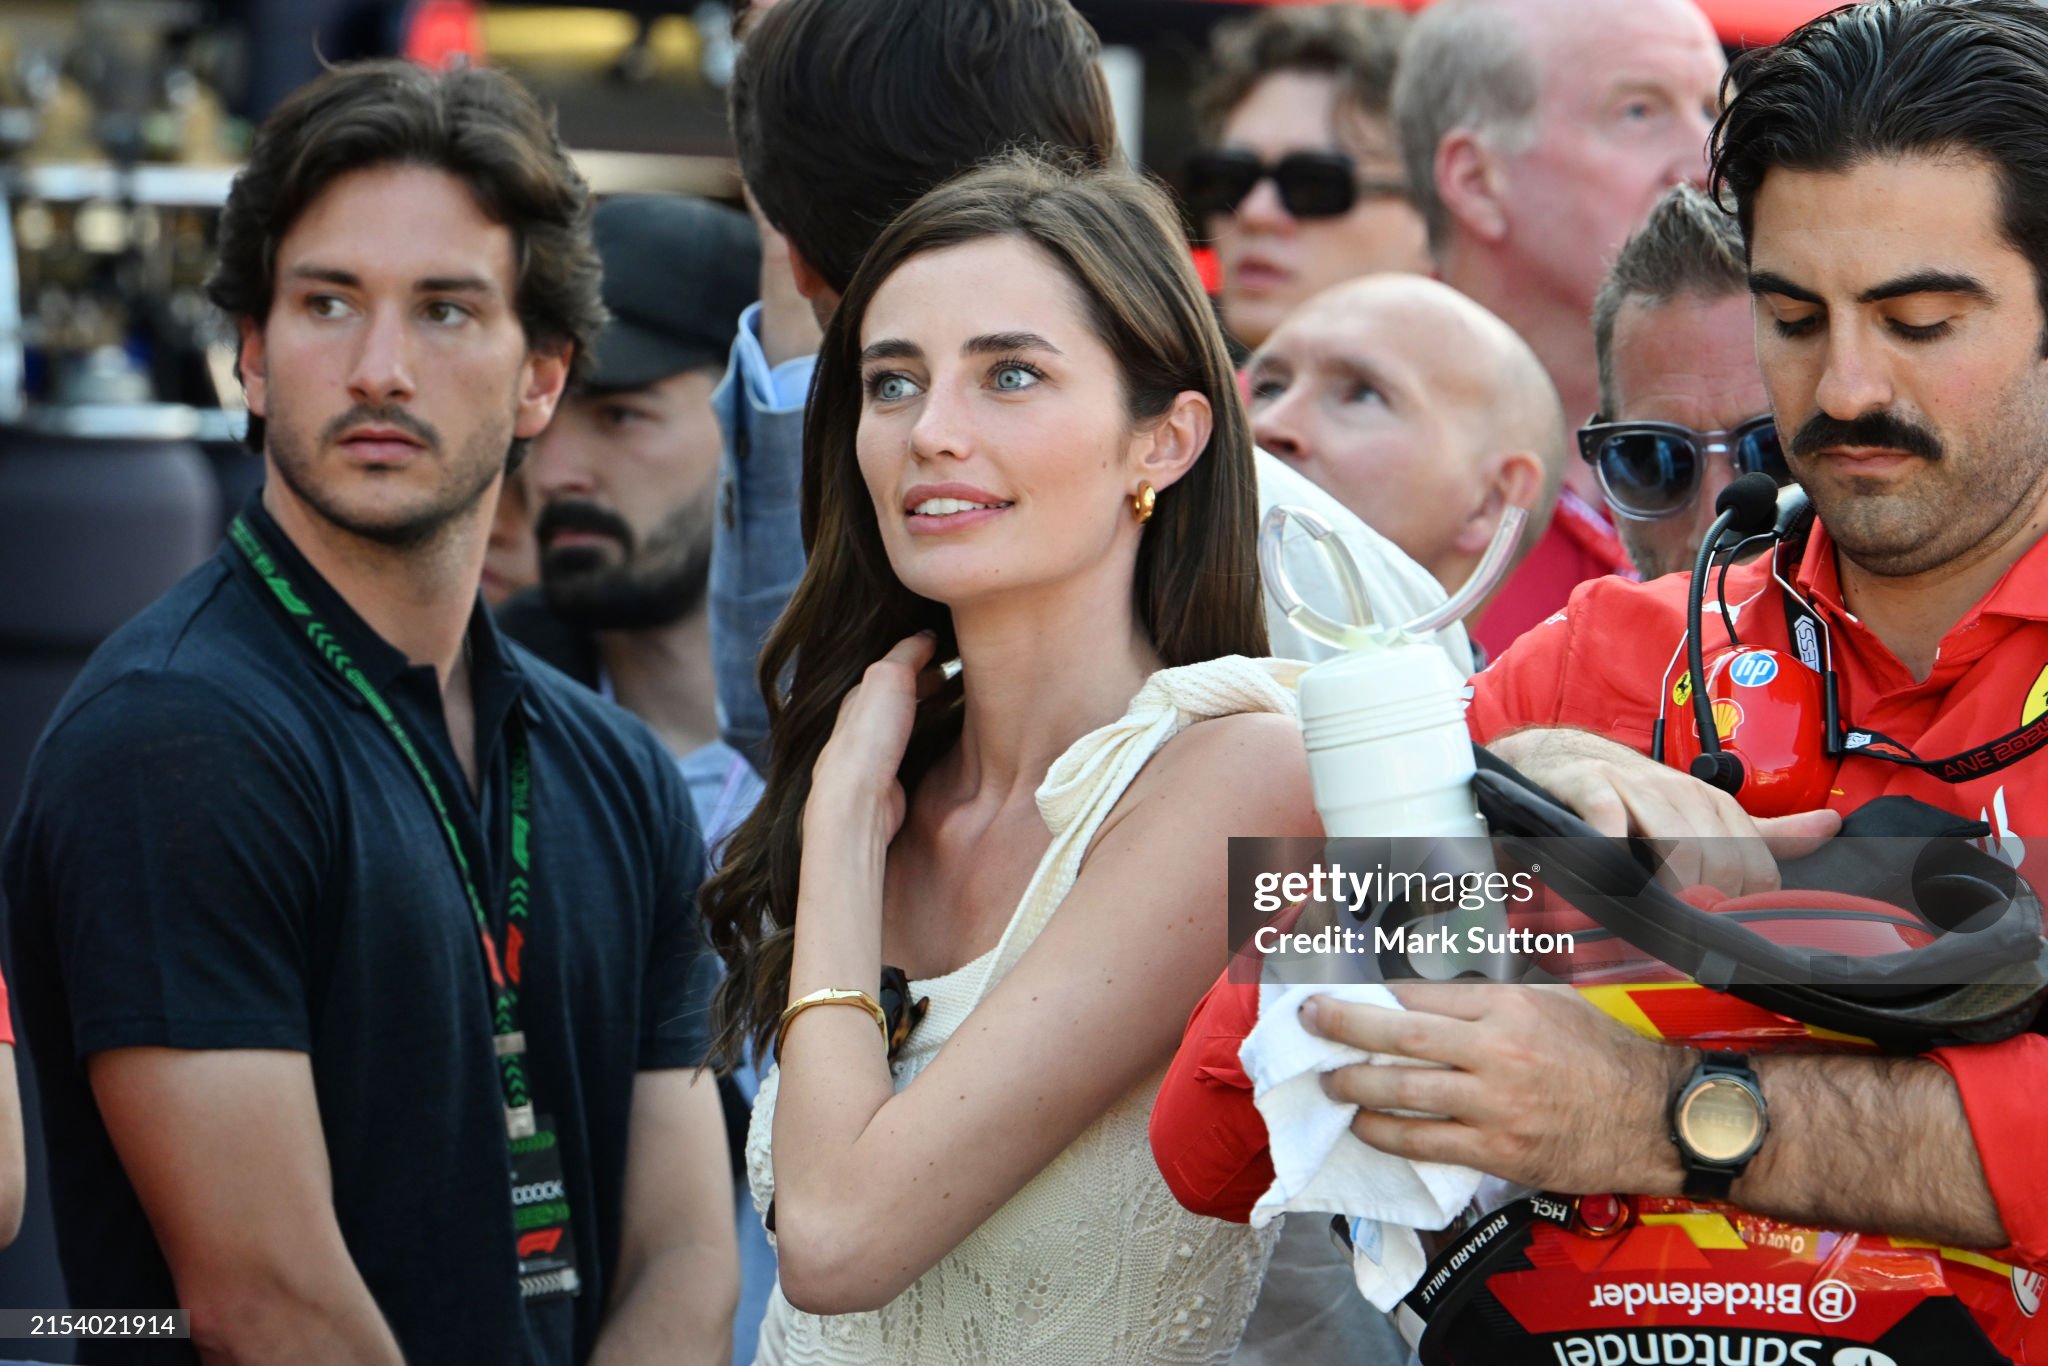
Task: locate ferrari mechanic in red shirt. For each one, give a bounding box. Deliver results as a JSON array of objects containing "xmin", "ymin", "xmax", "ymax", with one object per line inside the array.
[{"xmin": 1153, "ymin": 0, "xmax": 2048, "ymax": 1338}]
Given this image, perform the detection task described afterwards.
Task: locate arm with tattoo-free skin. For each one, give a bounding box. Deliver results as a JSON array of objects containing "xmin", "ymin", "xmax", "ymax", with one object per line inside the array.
[
  {"xmin": 92, "ymin": 1048, "xmax": 406, "ymax": 1365},
  {"xmin": 768, "ymin": 635, "xmax": 1321, "ymax": 1314},
  {"xmin": 1306, "ymin": 985, "xmax": 2007, "ymax": 1250},
  {"xmin": 588, "ymin": 1069, "xmax": 738, "ymax": 1366}
]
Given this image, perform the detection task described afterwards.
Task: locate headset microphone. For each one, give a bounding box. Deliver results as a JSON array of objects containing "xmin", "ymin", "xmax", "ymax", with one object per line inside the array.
[{"xmin": 1684, "ymin": 474, "xmax": 1783, "ymax": 792}]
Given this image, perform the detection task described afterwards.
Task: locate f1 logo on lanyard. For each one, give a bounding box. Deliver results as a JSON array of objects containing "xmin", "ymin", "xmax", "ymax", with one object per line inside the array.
[{"xmin": 510, "ymin": 1122, "xmax": 581, "ymax": 1299}]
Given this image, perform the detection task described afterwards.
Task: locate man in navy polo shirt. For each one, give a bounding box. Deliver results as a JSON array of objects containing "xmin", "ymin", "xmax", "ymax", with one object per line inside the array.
[{"xmin": 2, "ymin": 61, "xmax": 736, "ymax": 1365}]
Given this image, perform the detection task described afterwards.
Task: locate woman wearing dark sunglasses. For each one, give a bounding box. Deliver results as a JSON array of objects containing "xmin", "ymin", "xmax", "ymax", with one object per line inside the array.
[{"xmin": 1189, "ymin": 6, "xmax": 1431, "ymax": 350}]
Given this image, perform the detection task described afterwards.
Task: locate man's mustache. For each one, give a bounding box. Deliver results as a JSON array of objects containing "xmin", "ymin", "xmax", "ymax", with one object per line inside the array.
[
  {"xmin": 1790, "ymin": 410, "xmax": 1943, "ymax": 462},
  {"xmin": 321, "ymin": 403, "xmax": 441, "ymax": 452},
  {"xmin": 537, "ymin": 500, "xmax": 634, "ymax": 554}
]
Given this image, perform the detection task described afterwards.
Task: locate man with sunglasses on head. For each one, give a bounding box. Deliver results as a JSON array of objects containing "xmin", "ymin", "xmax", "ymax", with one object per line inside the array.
[
  {"xmin": 1584, "ymin": 183, "xmax": 1789, "ymax": 580},
  {"xmin": 1394, "ymin": 0, "xmax": 1725, "ymax": 656},
  {"xmin": 1187, "ymin": 4, "xmax": 1432, "ymax": 353}
]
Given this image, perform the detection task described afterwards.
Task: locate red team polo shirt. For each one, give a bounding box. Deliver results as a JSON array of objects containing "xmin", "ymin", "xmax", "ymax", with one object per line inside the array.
[
  {"xmin": 1469, "ymin": 489, "xmax": 1634, "ymax": 662},
  {"xmin": 1151, "ymin": 515, "xmax": 2048, "ymax": 1274}
]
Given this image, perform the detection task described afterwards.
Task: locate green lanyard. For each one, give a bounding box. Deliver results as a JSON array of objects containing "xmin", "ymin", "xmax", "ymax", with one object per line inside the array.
[{"xmin": 229, "ymin": 515, "xmax": 541, "ymax": 1139}]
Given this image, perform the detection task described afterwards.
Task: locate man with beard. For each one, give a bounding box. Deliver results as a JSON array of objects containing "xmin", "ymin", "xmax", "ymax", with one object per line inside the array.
[
  {"xmin": 2, "ymin": 64, "xmax": 736, "ymax": 1364},
  {"xmin": 1157, "ymin": 3, "xmax": 2048, "ymax": 1356},
  {"xmin": 499, "ymin": 192, "xmax": 774, "ymax": 1358},
  {"xmin": 502, "ymin": 193, "xmax": 764, "ymax": 853}
]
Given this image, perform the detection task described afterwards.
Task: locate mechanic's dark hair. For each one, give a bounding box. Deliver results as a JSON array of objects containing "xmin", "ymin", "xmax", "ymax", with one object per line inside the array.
[
  {"xmin": 208, "ymin": 59, "xmax": 604, "ymax": 454},
  {"xmin": 729, "ymin": 0, "xmax": 1120, "ymax": 297},
  {"xmin": 1711, "ymin": 0, "xmax": 2048, "ymax": 345},
  {"xmin": 1195, "ymin": 3, "xmax": 1411, "ymax": 143}
]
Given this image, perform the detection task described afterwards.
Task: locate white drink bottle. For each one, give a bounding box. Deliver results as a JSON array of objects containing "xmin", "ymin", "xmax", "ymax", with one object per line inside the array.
[{"xmin": 1259, "ymin": 506, "xmax": 1525, "ymax": 979}]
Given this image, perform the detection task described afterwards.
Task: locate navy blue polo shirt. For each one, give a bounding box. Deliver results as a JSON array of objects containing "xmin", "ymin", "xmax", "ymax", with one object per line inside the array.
[{"xmin": 3, "ymin": 497, "xmax": 713, "ymax": 1365}]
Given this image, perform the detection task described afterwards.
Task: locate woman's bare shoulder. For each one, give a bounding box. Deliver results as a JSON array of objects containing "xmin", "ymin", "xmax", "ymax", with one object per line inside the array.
[{"xmin": 1122, "ymin": 709, "xmax": 1318, "ymax": 837}]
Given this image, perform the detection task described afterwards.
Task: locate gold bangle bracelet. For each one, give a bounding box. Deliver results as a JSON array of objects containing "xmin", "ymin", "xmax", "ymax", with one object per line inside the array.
[{"xmin": 775, "ymin": 987, "xmax": 889, "ymax": 1060}]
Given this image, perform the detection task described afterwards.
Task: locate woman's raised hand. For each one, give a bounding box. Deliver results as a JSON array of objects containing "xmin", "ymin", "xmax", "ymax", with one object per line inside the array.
[{"xmin": 808, "ymin": 633, "xmax": 939, "ymax": 845}]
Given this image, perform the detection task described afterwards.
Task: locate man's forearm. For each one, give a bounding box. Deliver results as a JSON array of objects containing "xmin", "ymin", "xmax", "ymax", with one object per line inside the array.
[
  {"xmin": 187, "ymin": 1275, "xmax": 404, "ymax": 1366},
  {"xmin": 589, "ymin": 1243, "xmax": 738, "ymax": 1366},
  {"xmin": 1735, "ymin": 1052, "xmax": 2006, "ymax": 1249}
]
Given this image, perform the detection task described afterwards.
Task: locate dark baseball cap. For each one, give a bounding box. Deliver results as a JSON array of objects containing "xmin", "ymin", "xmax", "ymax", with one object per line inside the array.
[{"xmin": 584, "ymin": 194, "xmax": 762, "ymax": 390}]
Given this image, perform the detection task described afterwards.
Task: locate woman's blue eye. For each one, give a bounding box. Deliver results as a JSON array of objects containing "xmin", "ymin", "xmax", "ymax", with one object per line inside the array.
[
  {"xmin": 876, "ymin": 374, "xmax": 918, "ymax": 401},
  {"xmin": 993, "ymin": 364, "xmax": 1039, "ymax": 391}
]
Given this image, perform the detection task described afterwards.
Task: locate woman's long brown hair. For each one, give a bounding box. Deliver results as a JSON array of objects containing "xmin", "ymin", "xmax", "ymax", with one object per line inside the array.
[{"xmin": 704, "ymin": 151, "xmax": 1268, "ymax": 1071}]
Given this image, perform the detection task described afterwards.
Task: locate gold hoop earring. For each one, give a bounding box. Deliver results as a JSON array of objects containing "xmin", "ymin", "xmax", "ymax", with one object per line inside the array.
[{"xmin": 1131, "ymin": 481, "xmax": 1156, "ymax": 525}]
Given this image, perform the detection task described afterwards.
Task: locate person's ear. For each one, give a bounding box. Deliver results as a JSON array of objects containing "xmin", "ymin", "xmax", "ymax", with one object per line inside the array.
[
  {"xmin": 1132, "ymin": 391, "xmax": 1213, "ymax": 495},
  {"xmin": 238, "ymin": 315, "xmax": 268, "ymax": 419},
  {"xmin": 787, "ymin": 246, "xmax": 844, "ymax": 317},
  {"xmin": 1456, "ymin": 449, "xmax": 1545, "ymax": 556},
  {"xmin": 514, "ymin": 342, "xmax": 573, "ymax": 440},
  {"xmin": 1436, "ymin": 129, "xmax": 1510, "ymax": 246}
]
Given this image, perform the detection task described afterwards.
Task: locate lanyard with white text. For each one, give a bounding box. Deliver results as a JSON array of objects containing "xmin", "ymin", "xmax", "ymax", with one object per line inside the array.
[
  {"xmin": 1774, "ymin": 546, "xmax": 2048, "ymax": 784},
  {"xmin": 229, "ymin": 515, "xmax": 542, "ymax": 1139}
]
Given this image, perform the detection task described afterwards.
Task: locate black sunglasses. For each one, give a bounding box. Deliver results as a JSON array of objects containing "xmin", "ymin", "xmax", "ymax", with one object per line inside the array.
[
  {"xmin": 1183, "ymin": 147, "xmax": 1407, "ymax": 221},
  {"xmin": 1577, "ymin": 414, "xmax": 1789, "ymax": 521}
]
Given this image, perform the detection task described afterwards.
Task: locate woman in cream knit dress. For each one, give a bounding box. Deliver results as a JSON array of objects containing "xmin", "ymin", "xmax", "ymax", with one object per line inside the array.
[{"xmin": 700, "ymin": 154, "xmax": 1322, "ymax": 1364}]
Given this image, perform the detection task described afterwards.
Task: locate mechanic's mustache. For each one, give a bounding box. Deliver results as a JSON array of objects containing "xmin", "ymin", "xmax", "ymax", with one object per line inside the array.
[
  {"xmin": 1790, "ymin": 410, "xmax": 1943, "ymax": 462},
  {"xmin": 321, "ymin": 403, "xmax": 442, "ymax": 452},
  {"xmin": 537, "ymin": 500, "xmax": 634, "ymax": 554}
]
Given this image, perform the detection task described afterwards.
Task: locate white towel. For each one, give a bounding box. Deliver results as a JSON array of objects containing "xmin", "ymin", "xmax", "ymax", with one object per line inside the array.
[{"xmin": 1240, "ymin": 982, "xmax": 1483, "ymax": 1311}]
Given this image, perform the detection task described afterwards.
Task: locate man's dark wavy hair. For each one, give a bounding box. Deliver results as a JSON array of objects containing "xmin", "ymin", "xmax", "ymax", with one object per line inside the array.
[
  {"xmin": 207, "ymin": 60, "xmax": 605, "ymax": 454},
  {"xmin": 729, "ymin": 0, "xmax": 1119, "ymax": 297},
  {"xmin": 1711, "ymin": 0, "xmax": 2048, "ymax": 340}
]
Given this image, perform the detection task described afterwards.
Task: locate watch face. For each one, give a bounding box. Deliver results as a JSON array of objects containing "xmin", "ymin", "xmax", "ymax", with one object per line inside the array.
[{"xmin": 1678, "ymin": 1077, "xmax": 1764, "ymax": 1163}]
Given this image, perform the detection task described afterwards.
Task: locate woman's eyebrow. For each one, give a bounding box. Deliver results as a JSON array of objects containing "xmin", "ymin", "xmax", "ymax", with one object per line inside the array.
[
  {"xmin": 964, "ymin": 331, "xmax": 1063, "ymax": 357},
  {"xmin": 860, "ymin": 338, "xmax": 922, "ymax": 364}
]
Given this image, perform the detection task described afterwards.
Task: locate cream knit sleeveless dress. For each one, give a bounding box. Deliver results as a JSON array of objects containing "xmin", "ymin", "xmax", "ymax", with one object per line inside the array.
[{"xmin": 745, "ymin": 656, "xmax": 1303, "ymax": 1365}]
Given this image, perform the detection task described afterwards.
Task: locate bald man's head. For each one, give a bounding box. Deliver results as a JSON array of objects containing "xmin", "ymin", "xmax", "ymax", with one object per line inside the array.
[{"xmin": 1248, "ymin": 274, "xmax": 1565, "ymax": 597}]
